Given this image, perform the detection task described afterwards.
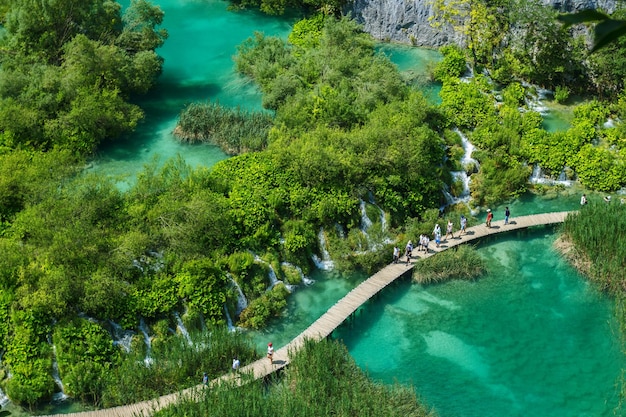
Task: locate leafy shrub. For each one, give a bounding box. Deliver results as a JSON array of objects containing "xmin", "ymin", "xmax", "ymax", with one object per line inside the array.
[
  {"xmin": 554, "ymin": 85, "xmax": 570, "ymax": 103},
  {"xmin": 434, "ymin": 45, "xmax": 467, "ymax": 81}
]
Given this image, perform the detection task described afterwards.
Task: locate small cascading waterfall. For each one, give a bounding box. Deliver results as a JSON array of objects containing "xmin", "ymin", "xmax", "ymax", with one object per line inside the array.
[
  {"xmin": 228, "ymin": 274, "xmax": 248, "ymax": 315},
  {"xmin": 253, "ymin": 255, "xmax": 295, "ymax": 292},
  {"xmin": 312, "ymin": 228, "xmax": 334, "ymax": 270},
  {"xmin": 522, "ymin": 83, "xmax": 551, "ymax": 115},
  {"xmin": 359, "ymin": 199, "xmax": 373, "ymax": 236},
  {"xmin": 138, "ymin": 318, "xmax": 153, "ymax": 366},
  {"xmin": 51, "ymin": 345, "xmax": 68, "ymax": 402},
  {"xmin": 282, "ymin": 262, "xmax": 315, "ymax": 286},
  {"xmin": 444, "ymin": 129, "xmax": 480, "ymax": 209},
  {"xmin": 223, "ymin": 305, "xmax": 235, "ymax": 332},
  {"xmin": 0, "ymin": 387, "xmax": 10, "ymax": 408},
  {"xmin": 173, "ymin": 312, "xmax": 193, "ymax": 345},
  {"xmin": 109, "ymin": 321, "xmax": 134, "ymax": 353},
  {"xmin": 529, "ymin": 164, "xmax": 572, "ymax": 186}
]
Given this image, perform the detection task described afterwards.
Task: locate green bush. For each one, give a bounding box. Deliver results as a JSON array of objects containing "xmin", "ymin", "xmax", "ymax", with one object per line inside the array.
[
  {"xmin": 554, "ymin": 85, "xmax": 570, "ymax": 103},
  {"xmin": 434, "ymin": 45, "xmax": 467, "ymax": 81}
]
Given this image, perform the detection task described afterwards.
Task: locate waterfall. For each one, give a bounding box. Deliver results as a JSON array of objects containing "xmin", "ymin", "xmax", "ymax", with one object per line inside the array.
[
  {"xmin": 529, "ymin": 164, "xmax": 572, "ymax": 186},
  {"xmin": 0, "ymin": 387, "xmax": 9, "ymax": 408},
  {"xmin": 281, "ymin": 262, "xmax": 315, "ymax": 286},
  {"xmin": 457, "ymin": 129, "xmax": 479, "ymax": 171},
  {"xmin": 312, "ymin": 228, "xmax": 334, "ymax": 270},
  {"xmin": 51, "ymin": 345, "xmax": 68, "ymax": 402},
  {"xmin": 444, "ymin": 129, "xmax": 481, "ymax": 207},
  {"xmin": 228, "ymin": 274, "xmax": 248, "ymax": 314},
  {"xmin": 359, "ymin": 199, "xmax": 373, "ymax": 234},
  {"xmin": 138, "ymin": 318, "xmax": 153, "ymax": 367},
  {"xmin": 522, "ymin": 83, "xmax": 550, "ymax": 115},
  {"xmin": 604, "ymin": 118, "xmax": 615, "ymax": 128},
  {"xmin": 109, "ymin": 321, "xmax": 134, "ymax": 353},
  {"xmin": 224, "ymin": 305, "xmax": 235, "ymax": 332},
  {"xmin": 173, "ymin": 312, "xmax": 193, "ymax": 345},
  {"xmin": 253, "ymin": 255, "xmax": 294, "ymax": 291}
]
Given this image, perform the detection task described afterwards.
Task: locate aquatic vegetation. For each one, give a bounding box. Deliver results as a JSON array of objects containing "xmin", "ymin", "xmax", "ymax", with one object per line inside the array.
[{"xmin": 412, "ymin": 245, "xmax": 487, "ymax": 284}]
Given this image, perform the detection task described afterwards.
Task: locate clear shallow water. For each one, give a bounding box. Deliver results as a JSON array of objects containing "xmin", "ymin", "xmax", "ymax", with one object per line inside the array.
[
  {"xmin": 249, "ymin": 269, "xmax": 368, "ymax": 353},
  {"xmin": 376, "ymin": 43, "xmax": 442, "ymax": 104},
  {"xmin": 335, "ymin": 228, "xmax": 624, "ymax": 417},
  {"xmin": 88, "ymin": 0, "xmax": 296, "ymax": 187}
]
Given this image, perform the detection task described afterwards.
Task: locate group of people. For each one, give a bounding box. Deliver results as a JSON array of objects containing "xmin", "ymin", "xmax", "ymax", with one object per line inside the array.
[{"xmin": 392, "ymin": 207, "xmax": 513, "ymax": 264}]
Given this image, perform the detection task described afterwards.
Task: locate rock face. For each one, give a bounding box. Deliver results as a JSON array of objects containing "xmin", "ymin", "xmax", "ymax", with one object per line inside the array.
[{"xmin": 347, "ymin": 0, "xmax": 618, "ymax": 47}]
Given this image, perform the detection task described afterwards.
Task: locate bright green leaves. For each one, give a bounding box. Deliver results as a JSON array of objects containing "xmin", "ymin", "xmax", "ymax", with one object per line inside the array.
[
  {"xmin": 0, "ymin": 0, "xmax": 166, "ymax": 155},
  {"xmin": 175, "ymin": 259, "xmax": 229, "ymax": 327},
  {"xmin": 53, "ymin": 318, "xmax": 120, "ymax": 404},
  {"xmin": 117, "ymin": 0, "xmax": 167, "ymax": 53},
  {"xmin": 236, "ymin": 17, "xmax": 406, "ymax": 130},
  {"xmin": 433, "ymin": 45, "xmax": 467, "ymax": 82}
]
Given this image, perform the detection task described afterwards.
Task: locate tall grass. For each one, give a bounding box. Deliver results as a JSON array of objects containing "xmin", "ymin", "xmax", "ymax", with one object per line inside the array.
[
  {"xmin": 412, "ymin": 245, "xmax": 486, "ymax": 285},
  {"xmin": 174, "ymin": 102, "xmax": 273, "ymax": 154},
  {"xmin": 99, "ymin": 327, "xmax": 257, "ymax": 408},
  {"xmin": 154, "ymin": 338, "xmax": 436, "ymax": 417},
  {"xmin": 561, "ymin": 201, "xmax": 626, "ymax": 296}
]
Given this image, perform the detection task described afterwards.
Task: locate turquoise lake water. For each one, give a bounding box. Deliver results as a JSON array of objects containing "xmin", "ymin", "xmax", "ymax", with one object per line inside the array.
[
  {"xmin": 335, "ymin": 228, "xmax": 624, "ymax": 417},
  {"xmin": 23, "ymin": 1, "xmax": 621, "ymax": 416}
]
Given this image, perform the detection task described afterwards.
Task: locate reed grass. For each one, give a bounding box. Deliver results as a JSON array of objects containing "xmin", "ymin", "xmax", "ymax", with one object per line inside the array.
[
  {"xmin": 153, "ymin": 338, "xmax": 436, "ymax": 417},
  {"xmin": 412, "ymin": 245, "xmax": 486, "ymax": 285},
  {"xmin": 561, "ymin": 201, "xmax": 626, "ymax": 296},
  {"xmin": 174, "ymin": 102, "xmax": 273, "ymax": 154}
]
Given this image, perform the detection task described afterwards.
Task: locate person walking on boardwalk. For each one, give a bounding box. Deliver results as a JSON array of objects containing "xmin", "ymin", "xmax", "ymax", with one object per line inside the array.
[
  {"xmin": 405, "ymin": 243, "xmax": 412, "ymax": 265},
  {"xmin": 580, "ymin": 194, "xmax": 588, "ymax": 206},
  {"xmin": 445, "ymin": 219, "xmax": 454, "ymax": 240},
  {"xmin": 267, "ymin": 342, "xmax": 274, "ymax": 364},
  {"xmin": 202, "ymin": 372, "xmax": 208, "ymax": 385},
  {"xmin": 433, "ymin": 223, "xmax": 442, "ymax": 247},
  {"xmin": 504, "ymin": 207, "xmax": 510, "ymax": 225},
  {"xmin": 460, "ymin": 215, "xmax": 467, "ymax": 236},
  {"xmin": 232, "ymin": 357, "xmax": 240, "ymax": 372},
  {"xmin": 486, "ymin": 209, "xmax": 493, "ymax": 228},
  {"xmin": 393, "ymin": 246, "xmax": 400, "ymax": 264}
]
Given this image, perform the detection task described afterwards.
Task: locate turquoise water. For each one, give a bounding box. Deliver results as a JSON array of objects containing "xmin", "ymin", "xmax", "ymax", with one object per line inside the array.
[
  {"xmin": 88, "ymin": 0, "xmax": 296, "ymax": 187},
  {"xmin": 376, "ymin": 43, "xmax": 442, "ymax": 104},
  {"xmin": 335, "ymin": 228, "xmax": 624, "ymax": 417}
]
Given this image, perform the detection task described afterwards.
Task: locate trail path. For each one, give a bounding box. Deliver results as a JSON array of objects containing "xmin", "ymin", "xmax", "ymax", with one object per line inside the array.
[{"xmin": 44, "ymin": 211, "xmax": 571, "ymax": 417}]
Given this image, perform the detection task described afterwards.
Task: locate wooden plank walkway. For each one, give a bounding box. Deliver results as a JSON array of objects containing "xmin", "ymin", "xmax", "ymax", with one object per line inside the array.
[{"xmin": 44, "ymin": 211, "xmax": 571, "ymax": 417}]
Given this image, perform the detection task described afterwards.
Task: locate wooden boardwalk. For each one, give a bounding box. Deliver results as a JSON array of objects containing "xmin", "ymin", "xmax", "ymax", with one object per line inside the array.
[{"xmin": 44, "ymin": 211, "xmax": 571, "ymax": 417}]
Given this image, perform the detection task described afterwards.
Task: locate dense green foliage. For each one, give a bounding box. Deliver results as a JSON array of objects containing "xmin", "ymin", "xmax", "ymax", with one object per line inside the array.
[
  {"xmin": 431, "ymin": 0, "xmax": 626, "ymax": 96},
  {"xmin": 0, "ymin": 0, "xmax": 167, "ymax": 154},
  {"xmin": 412, "ymin": 245, "xmax": 486, "ymax": 284},
  {"xmin": 433, "ymin": 51, "xmax": 626, "ymax": 204},
  {"xmin": 0, "ymin": 16, "xmax": 449, "ymax": 409},
  {"xmin": 153, "ymin": 338, "xmax": 436, "ymax": 417},
  {"xmin": 175, "ymin": 102, "xmax": 274, "ymax": 154}
]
